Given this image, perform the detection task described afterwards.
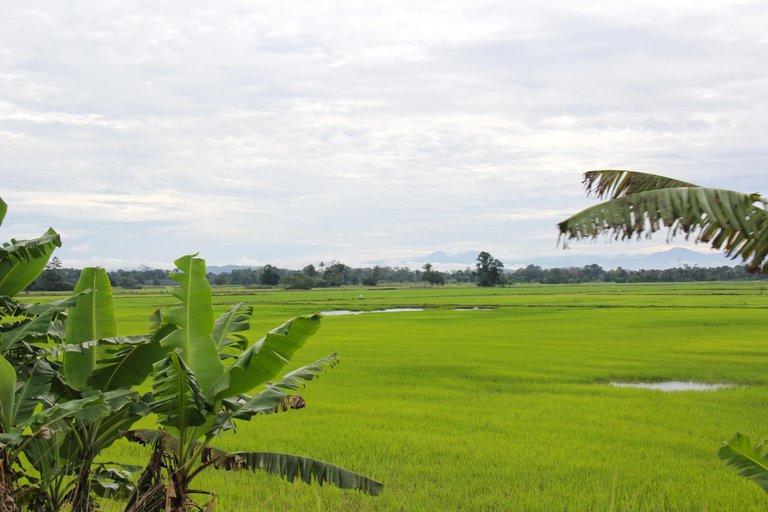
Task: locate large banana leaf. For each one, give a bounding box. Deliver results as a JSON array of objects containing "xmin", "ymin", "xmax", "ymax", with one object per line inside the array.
[
  {"xmin": 0, "ymin": 353, "xmax": 15, "ymax": 432},
  {"xmin": 212, "ymin": 302, "xmax": 252, "ymax": 359},
  {"xmin": 1, "ymin": 294, "xmax": 82, "ymax": 352},
  {"xmin": 86, "ymin": 335, "xmax": 165, "ymax": 391},
  {"xmin": 582, "ymin": 170, "xmax": 700, "ymax": 199},
  {"xmin": 0, "ymin": 228, "xmax": 61, "ymax": 296},
  {"xmin": 11, "ymin": 360, "xmax": 54, "ymax": 428},
  {"xmin": 57, "ymin": 329, "xmax": 163, "ymax": 400},
  {"xmin": 87, "ymin": 389, "xmax": 151, "ymax": 452},
  {"xmin": 558, "ymin": 187, "xmax": 768, "ymax": 272},
  {"xmin": 151, "ymin": 351, "xmax": 212, "ymax": 429},
  {"xmin": 64, "ymin": 267, "xmax": 118, "ymax": 390},
  {"xmin": 159, "ymin": 255, "xmax": 223, "ymax": 392},
  {"xmin": 213, "ymin": 353, "xmax": 339, "ymax": 436},
  {"xmin": 719, "ymin": 433, "xmax": 768, "ymax": 493},
  {"xmin": 30, "ymin": 393, "xmax": 112, "ymax": 428},
  {"xmin": 0, "ymin": 197, "xmax": 7, "ymax": 227},
  {"xmin": 216, "ymin": 314, "xmax": 321, "ymax": 398}
]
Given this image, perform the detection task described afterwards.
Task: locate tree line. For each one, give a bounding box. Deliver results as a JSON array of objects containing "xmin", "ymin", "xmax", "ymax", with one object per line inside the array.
[{"xmin": 26, "ymin": 255, "xmax": 767, "ymax": 292}]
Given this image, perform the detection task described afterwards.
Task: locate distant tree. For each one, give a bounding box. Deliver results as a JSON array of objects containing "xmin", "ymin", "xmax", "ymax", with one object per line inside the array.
[
  {"xmin": 448, "ymin": 267, "xmax": 474, "ymax": 284},
  {"xmin": 421, "ymin": 263, "xmax": 445, "ymax": 285},
  {"xmin": 581, "ymin": 263, "xmax": 605, "ymax": 282},
  {"xmin": 283, "ymin": 272, "xmax": 314, "ymax": 289},
  {"xmin": 48, "ymin": 256, "xmax": 62, "ymax": 269},
  {"xmin": 475, "ymin": 252, "xmax": 504, "ymax": 287},
  {"xmin": 322, "ymin": 262, "xmax": 355, "ymax": 286},
  {"xmin": 361, "ymin": 266, "xmax": 382, "ymax": 286},
  {"xmin": 260, "ymin": 264, "xmax": 281, "ymax": 286},
  {"xmin": 27, "ymin": 256, "xmax": 77, "ymax": 291},
  {"xmin": 302, "ymin": 264, "xmax": 318, "ymax": 277}
]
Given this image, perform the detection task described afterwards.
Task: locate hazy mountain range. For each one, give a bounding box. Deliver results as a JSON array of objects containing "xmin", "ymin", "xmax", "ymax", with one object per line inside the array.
[
  {"xmin": 413, "ymin": 248, "xmax": 738, "ymax": 271},
  {"xmin": 197, "ymin": 248, "xmax": 738, "ymax": 274}
]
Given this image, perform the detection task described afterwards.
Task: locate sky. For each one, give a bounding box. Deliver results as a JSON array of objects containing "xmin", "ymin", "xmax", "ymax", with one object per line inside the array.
[{"xmin": 1, "ymin": 1, "xmax": 767, "ymax": 270}]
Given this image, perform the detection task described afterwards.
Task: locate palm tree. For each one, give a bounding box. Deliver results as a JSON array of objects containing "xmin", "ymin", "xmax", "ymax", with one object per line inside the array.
[
  {"xmin": 558, "ymin": 170, "xmax": 768, "ymax": 272},
  {"xmin": 559, "ymin": 169, "xmax": 768, "ymax": 492}
]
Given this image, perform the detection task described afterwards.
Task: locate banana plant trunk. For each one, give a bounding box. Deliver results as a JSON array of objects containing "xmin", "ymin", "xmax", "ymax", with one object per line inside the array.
[
  {"xmin": 69, "ymin": 454, "xmax": 93, "ymax": 512},
  {"xmin": 0, "ymin": 449, "xmax": 19, "ymax": 512}
]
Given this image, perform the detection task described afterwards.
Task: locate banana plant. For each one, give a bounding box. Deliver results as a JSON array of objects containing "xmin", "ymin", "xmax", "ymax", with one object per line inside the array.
[
  {"xmin": 55, "ymin": 267, "xmax": 158, "ymax": 511},
  {"xmin": 0, "ymin": 197, "xmax": 61, "ymax": 298},
  {"xmin": 124, "ymin": 255, "xmax": 381, "ymax": 511},
  {"xmin": 0, "ymin": 351, "xmax": 143, "ymax": 511},
  {"xmin": 719, "ymin": 433, "xmax": 768, "ymax": 493},
  {"xmin": 559, "ymin": 170, "xmax": 768, "ymax": 491}
]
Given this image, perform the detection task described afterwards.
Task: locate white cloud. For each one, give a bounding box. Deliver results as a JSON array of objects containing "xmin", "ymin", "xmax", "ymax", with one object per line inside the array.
[{"xmin": 1, "ymin": 1, "xmax": 766, "ymax": 268}]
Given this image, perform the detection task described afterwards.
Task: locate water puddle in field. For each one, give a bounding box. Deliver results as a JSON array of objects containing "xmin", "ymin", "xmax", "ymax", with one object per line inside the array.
[
  {"xmin": 320, "ymin": 308, "xmax": 424, "ymax": 316},
  {"xmin": 454, "ymin": 307, "xmax": 493, "ymax": 311},
  {"xmin": 609, "ymin": 381, "xmax": 733, "ymax": 392}
]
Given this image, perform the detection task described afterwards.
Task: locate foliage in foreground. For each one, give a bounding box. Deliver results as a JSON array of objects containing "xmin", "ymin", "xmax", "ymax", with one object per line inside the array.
[
  {"xmin": 0, "ymin": 197, "xmax": 380, "ymax": 511},
  {"xmin": 559, "ymin": 169, "xmax": 768, "ymax": 493}
]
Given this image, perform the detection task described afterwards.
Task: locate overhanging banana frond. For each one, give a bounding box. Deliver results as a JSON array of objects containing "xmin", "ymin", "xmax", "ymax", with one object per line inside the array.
[
  {"xmin": 558, "ymin": 187, "xmax": 768, "ymax": 271},
  {"xmin": 0, "ymin": 198, "xmax": 7, "ymax": 227},
  {"xmin": 583, "ymin": 170, "xmax": 700, "ymax": 199},
  {"xmin": 719, "ymin": 433, "xmax": 768, "ymax": 493},
  {"xmin": 203, "ymin": 448, "xmax": 383, "ymax": 496},
  {"xmin": 124, "ymin": 429, "xmax": 383, "ymax": 496}
]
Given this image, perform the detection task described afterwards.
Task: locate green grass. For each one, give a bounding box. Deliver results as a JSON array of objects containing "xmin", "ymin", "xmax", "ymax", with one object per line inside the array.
[{"xmin": 25, "ymin": 282, "xmax": 768, "ymax": 510}]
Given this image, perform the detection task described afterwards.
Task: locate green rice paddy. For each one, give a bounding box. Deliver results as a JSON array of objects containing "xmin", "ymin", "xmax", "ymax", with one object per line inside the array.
[{"xmin": 24, "ymin": 282, "xmax": 768, "ymax": 511}]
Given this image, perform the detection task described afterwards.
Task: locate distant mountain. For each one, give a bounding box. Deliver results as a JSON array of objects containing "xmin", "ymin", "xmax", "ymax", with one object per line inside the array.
[
  {"xmin": 402, "ymin": 247, "xmax": 738, "ymax": 270},
  {"xmin": 206, "ymin": 248, "xmax": 737, "ymax": 275},
  {"xmin": 511, "ymin": 247, "xmax": 737, "ymax": 270},
  {"xmin": 206, "ymin": 264, "xmax": 260, "ymax": 275}
]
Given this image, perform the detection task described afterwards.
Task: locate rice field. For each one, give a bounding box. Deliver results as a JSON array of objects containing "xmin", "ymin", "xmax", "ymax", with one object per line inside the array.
[{"xmin": 25, "ymin": 282, "xmax": 768, "ymax": 511}]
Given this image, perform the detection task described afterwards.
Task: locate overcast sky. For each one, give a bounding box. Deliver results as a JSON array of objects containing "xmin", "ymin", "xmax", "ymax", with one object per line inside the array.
[{"xmin": 2, "ymin": 1, "xmax": 766, "ymax": 270}]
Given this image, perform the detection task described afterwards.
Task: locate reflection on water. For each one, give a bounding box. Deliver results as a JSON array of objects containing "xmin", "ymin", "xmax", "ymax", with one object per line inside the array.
[
  {"xmin": 610, "ymin": 381, "xmax": 733, "ymax": 392},
  {"xmin": 320, "ymin": 308, "xmax": 424, "ymax": 316},
  {"xmin": 454, "ymin": 307, "xmax": 492, "ymax": 311}
]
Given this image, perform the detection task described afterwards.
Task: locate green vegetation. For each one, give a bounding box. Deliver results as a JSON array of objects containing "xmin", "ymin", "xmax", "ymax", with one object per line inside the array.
[
  {"xmin": 559, "ymin": 169, "xmax": 768, "ymax": 495},
  {"xmin": 0, "ymin": 198, "xmax": 379, "ymax": 511},
  {"xmin": 475, "ymin": 251, "xmax": 505, "ymax": 286},
  {"xmin": 24, "ymin": 282, "xmax": 765, "ymax": 511}
]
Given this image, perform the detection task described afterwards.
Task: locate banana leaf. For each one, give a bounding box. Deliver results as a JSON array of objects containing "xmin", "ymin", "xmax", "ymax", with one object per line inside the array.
[
  {"xmin": 213, "ymin": 302, "xmax": 252, "ymax": 359},
  {"xmin": 159, "ymin": 255, "xmax": 223, "ymax": 392},
  {"xmin": 0, "ymin": 228, "xmax": 61, "ymax": 296},
  {"xmin": 216, "ymin": 314, "xmax": 321, "ymax": 398},
  {"xmin": 64, "ymin": 267, "xmax": 118, "ymax": 390},
  {"xmin": 719, "ymin": 432, "xmax": 768, "ymax": 493},
  {"xmin": 151, "ymin": 351, "xmax": 213, "ymax": 429},
  {"xmin": 1, "ymin": 294, "xmax": 83, "ymax": 352}
]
